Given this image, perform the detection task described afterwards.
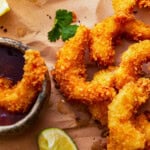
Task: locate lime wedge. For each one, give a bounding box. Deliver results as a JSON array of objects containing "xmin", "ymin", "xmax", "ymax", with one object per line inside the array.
[
  {"xmin": 38, "ymin": 128, "xmax": 78, "ymax": 150},
  {"xmin": 0, "ymin": 0, "xmax": 10, "ymax": 16}
]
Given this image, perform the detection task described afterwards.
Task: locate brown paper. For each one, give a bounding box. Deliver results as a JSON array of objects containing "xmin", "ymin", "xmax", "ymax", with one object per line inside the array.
[{"xmin": 0, "ymin": 0, "xmax": 149, "ymax": 149}]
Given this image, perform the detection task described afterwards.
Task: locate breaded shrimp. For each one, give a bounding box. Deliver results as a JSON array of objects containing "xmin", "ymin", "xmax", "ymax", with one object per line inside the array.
[
  {"xmin": 112, "ymin": 0, "xmax": 150, "ymax": 44},
  {"xmin": 112, "ymin": 0, "xmax": 136, "ymax": 21},
  {"xmin": 124, "ymin": 19, "xmax": 150, "ymax": 41},
  {"xmin": 89, "ymin": 16, "xmax": 150, "ymax": 67},
  {"xmin": 89, "ymin": 40, "xmax": 150, "ymax": 125},
  {"xmin": 52, "ymin": 26, "xmax": 116, "ymax": 105},
  {"xmin": 0, "ymin": 50, "xmax": 47, "ymax": 112},
  {"xmin": 89, "ymin": 16, "xmax": 122, "ymax": 67},
  {"xmin": 112, "ymin": 0, "xmax": 150, "ymax": 21},
  {"xmin": 108, "ymin": 78, "xmax": 150, "ymax": 150},
  {"xmin": 88, "ymin": 67, "xmax": 116, "ymax": 125},
  {"xmin": 134, "ymin": 114, "xmax": 150, "ymax": 148},
  {"xmin": 114, "ymin": 40, "xmax": 150, "ymax": 89},
  {"xmin": 52, "ymin": 26, "xmax": 150, "ymax": 127}
]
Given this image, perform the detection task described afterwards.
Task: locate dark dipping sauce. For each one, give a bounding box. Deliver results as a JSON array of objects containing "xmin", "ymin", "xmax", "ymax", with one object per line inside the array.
[{"xmin": 0, "ymin": 44, "xmax": 26, "ymax": 125}]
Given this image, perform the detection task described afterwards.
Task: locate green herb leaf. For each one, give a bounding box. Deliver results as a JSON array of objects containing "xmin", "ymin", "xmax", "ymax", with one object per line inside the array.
[
  {"xmin": 48, "ymin": 25, "xmax": 61, "ymax": 42},
  {"xmin": 56, "ymin": 9, "xmax": 73, "ymax": 27},
  {"xmin": 61, "ymin": 25, "xmax": 78, "ymax": 41},
  {"xmin": 48, "ymin": 9, "xmax": 79, "ymax": 42}
]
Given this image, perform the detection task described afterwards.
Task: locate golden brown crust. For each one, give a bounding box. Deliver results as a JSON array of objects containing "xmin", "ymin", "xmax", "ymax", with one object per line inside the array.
[
  {"xmin": 52, "ymin": 26, "xmax": 116, "ymax": 105},
  {"xmin": 88, "ymin": 67, "xmax": 116, "ymax": 125},
  {"xmin": 88, "ymin": 40, "xmax": 150, "ymax": 125},
  {"xmin": 52, "ymin": 1, "xmax": 150, "ymax": 149},
  {"xmin": 112, "ymin": 0, "xmax": 136, "ymax": 21},
  {"xmin": 53, "ymin": 26, "xmax": 150, "ymax": 125},
  {"xmin": 0, "ymin": 50, "xmax": 47, "ymax": 112},
  {"xmin": 115, "ymin": 40, "xmax": 150, "ymax": 89},
  {"xmin": 112, "ymin": 0, "xmax": 150, "ymax": 22},
  {"xmin": 108, "ymin": 78, "xmax": 150, "ymax": 150},
  {"xmin": 89, "ymin": 16, "xmax": 150, "ymax": 68},
  {"xmin": 124, "ymin": 19, "xmax": 150, "ymax": 41},
  {"xmin": 89, "ymin": 16, "xmax": 122, "ymax": 67}
]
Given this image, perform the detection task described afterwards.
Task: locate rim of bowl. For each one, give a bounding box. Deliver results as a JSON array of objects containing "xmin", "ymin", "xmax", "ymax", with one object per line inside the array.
[{"xmin": 0, "ymin": 37, "xmax": 51, "ymax": 135}]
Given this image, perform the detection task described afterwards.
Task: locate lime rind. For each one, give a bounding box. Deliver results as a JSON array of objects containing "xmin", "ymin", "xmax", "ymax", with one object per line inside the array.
[
  {"xmin": 0, "ymin": 0, "xmax": 10, "ymax": 16},
  {"xmin": 38, "ymin": 128, "xmax": 78, "ymax": 150}
]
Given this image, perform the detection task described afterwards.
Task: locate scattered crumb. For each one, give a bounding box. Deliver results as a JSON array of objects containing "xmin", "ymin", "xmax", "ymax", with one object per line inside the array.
[
  {"xmin": 3, "ymin": 28, "xmax": 7, "ymax": 33},
  {"xmin": 46, "ymin": 14, "xmax": 52, "ymax": 19}
]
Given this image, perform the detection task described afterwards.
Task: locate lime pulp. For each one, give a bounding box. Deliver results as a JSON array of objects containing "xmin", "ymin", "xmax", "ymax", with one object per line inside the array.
[{"xmin": 38, "ymin": 128, "xmax": 78, "ymax": 150}]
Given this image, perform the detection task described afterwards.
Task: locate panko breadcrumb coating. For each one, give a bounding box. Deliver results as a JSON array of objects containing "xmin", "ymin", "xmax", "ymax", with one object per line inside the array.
[
  {"xmin": 89, "ymin": 16, "xmax": 122, "ymax": 67},
  {"xmin": 52, "ymin": 1, "xmax": 150, "ymax": 149},
  {"xmin": 89, "ymin": 16, "xmax": 150, "ymax": 68},
  {"xmin": 112, "ymin": 0, "xmax": 136, "ymax": 21},
  {"xmin": 114, "ymin": 40, "xmax": 150, "ymax": 89},
  {"xmin": 88, "ymin": 67, "xmax": 116, "ymax": 125},
  {"xmin": 112, "ymin": 0, "xmax": 150, "ymax": 21},
  {"xmin": 88, "ymin": 40, "xmax": 150, "ymax": 125},
  {"xmin": 124, "ymin": 19, "xmax": 150, "ymax": 41},
  {"xmin": 112, "ymin": 0, "xmax": 150, "ymax": 44},
  {"xmin": 53, "ymin": 25, "xmax": 150, "ymax": 126},
  {"xmin": 0, "ymin": 50, "xmax": 47, "ymax": 112},
  {"xmin": 52, "ymin": 26, "xmax": 116, "ymax": 105},
  {"xmin": 108, "ymin": 78, "xmax": 150, "ymax": 150}
]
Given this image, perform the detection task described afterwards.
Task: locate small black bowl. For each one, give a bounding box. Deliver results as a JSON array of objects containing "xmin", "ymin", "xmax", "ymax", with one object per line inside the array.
[{"xmin": 0, "ymin": 37, "xmax": 51, "ymax": 135}]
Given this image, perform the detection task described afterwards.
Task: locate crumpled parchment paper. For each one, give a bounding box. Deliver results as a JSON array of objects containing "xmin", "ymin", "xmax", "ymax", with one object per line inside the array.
[{"xmin": 0, "ymin": 0, "xmax": 149, "ymax": 149}]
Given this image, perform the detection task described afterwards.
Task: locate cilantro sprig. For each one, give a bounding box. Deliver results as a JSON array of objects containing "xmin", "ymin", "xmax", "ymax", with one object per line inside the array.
[{"xmin": 48, "ymin": 9, "xmax": 78, "ymax": 42}]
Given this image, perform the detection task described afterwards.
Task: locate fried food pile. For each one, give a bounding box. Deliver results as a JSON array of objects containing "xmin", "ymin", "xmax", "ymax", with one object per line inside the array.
[
  {"xmin": 0, "ymin": 50, "xmax": 47, "ymax": 113},
  {"xmin": 52, "ymin": 0, "xmax": 150, "ymax": 149}
]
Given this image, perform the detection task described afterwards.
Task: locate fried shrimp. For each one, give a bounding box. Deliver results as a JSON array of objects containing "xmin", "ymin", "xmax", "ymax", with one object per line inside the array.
[
  {"xmin": 114, "ymin": 40, "xmax": 150, "ymax": 89},
  {"xmin": 89, "ymin": 40, "xmax": 150, "ymax": 125},
  {"xmin": 124, "ymin": 19, "xmax": 150, "ymax": 41},
  {"xmin": 112, "ymin": 0, "xmax": 150, "ymax": 21},
  {"xmin": 89, "ymin": 16, "xmax": 122, "ymax": 67},
  {"xmin": 112, "ymin": 0, "xmax": 150, "ymax": 45},
  {"xmin": 53, "ymin": 38, "xmax": 150, "ymax": 125},
  {"xmin": 88, "ymin": 67, "xmax": 116, "ymax": 125},
  {"xmin": 0, "ymin": 50, "xmax": 47, "ymax": 112},
  {"xmin": 108, "ymin": 78, "xmax": 150, "ymax": 150},
  {"xmin": 89, "ymin": 16, "xmax": 150, "ymax": 67},
  {"xmin": 52, "ymin": 1, "xmax": 150, "ymax": 149},
  {"xmin": 112, "ymin": 0, "xmax": 136, "ymax": 21},
  {"xmin": 52, "ymin": 26, "xmax": 116, "ymax": 104}
]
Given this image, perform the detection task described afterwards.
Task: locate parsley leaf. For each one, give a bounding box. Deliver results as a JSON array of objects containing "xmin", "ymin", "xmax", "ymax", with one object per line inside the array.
[
  {"xmin": 56, "ymin": 9, "xmax": 73, "ymax": 27},
  {"xmin": 61, "ymin": 25, "xmax": 78, "ymax": 41},
  {"xmin": 48, "ymin": 24, "xmax": 61, "ymax": 42},
  {"xmin": 48, "ymin": 9, "xmax": 79, "ymax": 42}
]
